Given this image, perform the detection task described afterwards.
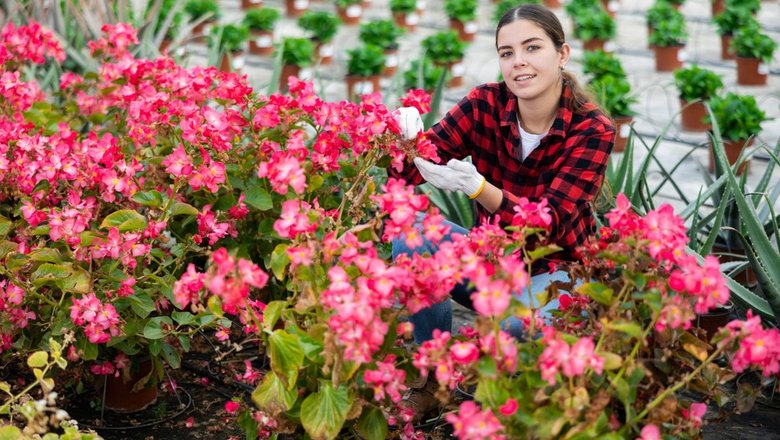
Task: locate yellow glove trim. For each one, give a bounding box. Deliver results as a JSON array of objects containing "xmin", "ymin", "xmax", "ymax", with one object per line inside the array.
[{"xmin": 468, "ymin": 177, "xmax": 487, "ymax": 200}]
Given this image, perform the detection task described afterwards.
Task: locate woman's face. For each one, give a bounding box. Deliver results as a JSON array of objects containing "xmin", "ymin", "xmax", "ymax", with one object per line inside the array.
[{"xmin": 496, "ymin": 19, "xmax": 569, "ymax": 102}]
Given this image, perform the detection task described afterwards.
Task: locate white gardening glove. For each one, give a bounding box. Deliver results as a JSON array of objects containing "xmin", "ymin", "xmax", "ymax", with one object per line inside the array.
[
  {"xmin": 413, "ymin": 157, "xmax": 487, "ymax": 199},
  {"xmin": 395, "ymin": 106, "xmax": 424, "ymax": 140}
]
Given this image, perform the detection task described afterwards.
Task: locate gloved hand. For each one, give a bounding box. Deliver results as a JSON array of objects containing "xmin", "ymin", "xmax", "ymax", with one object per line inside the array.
[
  {"xmin": 413, "ymin": 157, "xmax": 487, "ymax": 199},
  {"xmin": 395, "ymin": 106, "xmax": 424, "ymax": 140}
]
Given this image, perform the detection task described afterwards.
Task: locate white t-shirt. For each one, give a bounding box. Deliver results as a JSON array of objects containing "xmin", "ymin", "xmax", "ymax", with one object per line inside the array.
[{"xmin": 518, "ymin": 124, "xmax": 547, "ymax": 161}]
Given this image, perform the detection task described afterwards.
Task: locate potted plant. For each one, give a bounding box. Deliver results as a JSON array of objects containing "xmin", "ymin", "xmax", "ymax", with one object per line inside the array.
[
  {"xmin": 241, "ymin": 0, "xmax": 262, "ymax": 10},
  {"xmin": 673, "ymin": 65, "xmax": 724, "ymax": 132},
  {"xmin": 646, "ymin": 1, "xmax": 677, "ymax": 49},
  {"xmin": 648, "ymin": 8, "xmax": 687, "ymax": 71},
  {"xmin": 403, "ymin": 57, "xmax": 447, "ymax": 93},
  {"xmin": 588, "ymin": 75, "xmax": 637, "ymax": 152},
  {"xmin": 243, "ymin": 7, "xmax": 280, "ymax": 56},
  {"xmin": 706, "ymin": 92, "xmax": 769, "ymax": 174},
  {"xmin": 445, "ymin": 0, "xmax": 479, "ymax": 42},
  {"xmin": 335, "ymin": 0, "xmax": 364, "ymax": 26},
  {"xmin": 571, "ymin": 5, "xmax": 616, "ymax": 52},
  {"xmin": 661, "ymin": 0, "xmax": 685, "ymax": 10},
  {"xmin": 285, "ymin": 0, "xmax": 309, "ymax": 18},
  {"xmin": 731, "ymin": 22, "xmax": 777, "ymax": 86},
  {"xmin": 582, "ymin": 49, "xmax": 626, "ymax": 82},
  {"xmin": 280, "ymin": 37, "xmax": 314, "ymax": 91},
  {"xmin": 345, "ymin": 44, "xmax": 385, "ymax": 100},
  {"xmin": 183, "ymin": 0, "xmax": 220, "ymax": 37},
  {"xmin": 298, "ymin": 10, "xmax": 340, "ymax": 64},
  {"xmin": 389, "ymin": 0, "xmax": 418, "ymax": 32},
  {"xmin": 421, "ymin": 30, "xmax": 467, "ymax": 87},
  {"xmin": 359, "ymin": 19, "xmax": 405, "ymax": 77},
  {"xmin": 713, "ymin": 5, "xmax": 756, "ymax": 60},
  {"xmin": 209, "ymin": 23, "xmax": 249, "ymax": 73}
]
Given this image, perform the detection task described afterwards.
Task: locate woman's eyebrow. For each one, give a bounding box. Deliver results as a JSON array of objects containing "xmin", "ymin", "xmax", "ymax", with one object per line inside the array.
[{"xmin": 497, "ymin": 37, "xmax": 544, "ymax": 51}]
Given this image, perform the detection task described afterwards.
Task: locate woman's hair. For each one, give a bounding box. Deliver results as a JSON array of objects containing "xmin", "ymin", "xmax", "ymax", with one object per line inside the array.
[{"xmin": 496, "ymin": 4, "xmax": 594, "ymax": 115}]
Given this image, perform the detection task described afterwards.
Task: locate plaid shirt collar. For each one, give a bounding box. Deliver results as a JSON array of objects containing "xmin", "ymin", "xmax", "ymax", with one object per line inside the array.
[{"xmin": 497, "ymin": 81, "xmax": 575, "ymax": 140}]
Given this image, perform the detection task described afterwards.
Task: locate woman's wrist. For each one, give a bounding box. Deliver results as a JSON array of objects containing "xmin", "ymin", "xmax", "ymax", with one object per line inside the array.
[{"xmin": 474, "ymin": 181, "xmax": 503, "ymax": 213}]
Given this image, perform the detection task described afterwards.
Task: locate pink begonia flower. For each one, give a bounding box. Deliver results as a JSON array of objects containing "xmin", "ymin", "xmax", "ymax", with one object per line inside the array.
[
  {"xmin": 637, "ymin": 424, "xmax": 661, "ymax": 440},
  {"xmin": 363, "ymin": 355, "xmax": 407, "ymax": 403},
  {"xmin": 445, "ymin": 401, "xmax": 506, "ymax": 440},
  {"xmin": 682, "ymin": 402, "xmax": 707, "ymax": 427},
  {"xmin": 161, "ymin": 144, "xmax": 193, "ymax": 178},
  {"xmin": 511, "ymin": 197, "xmax": 552, "ymax": 230},
  {"xmin": 538, "ymin": 330, "xmax": 604, "ymax": 385},
  {"xmin": 400, "ymin": 88, "xmax": 432, "ymax": 114},
  {"xmin": 499, "ymin": 398, "xmax": 519, "ymax": 416},
  {"xmin": 471, "ymin": 278, "xmax": 511, "ymax": 318},
  {"xmin": 724, "ymin": 310, "xmax": 780, "ymax": 377},
  {"xmin": 449, "ymin": 342, "xmax": 480, "ymax": 366}
]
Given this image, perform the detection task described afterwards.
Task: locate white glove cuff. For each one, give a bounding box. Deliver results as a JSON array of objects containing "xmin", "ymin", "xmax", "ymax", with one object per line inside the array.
[{"xmin": 465, "ymin": 175, "xmax": 487, "ymax": 199}]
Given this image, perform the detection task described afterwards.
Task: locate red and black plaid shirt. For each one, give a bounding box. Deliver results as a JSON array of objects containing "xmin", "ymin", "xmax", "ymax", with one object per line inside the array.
[{"xmin": 392, "ymin": 81, "xmax": 615, "ymax": 261}]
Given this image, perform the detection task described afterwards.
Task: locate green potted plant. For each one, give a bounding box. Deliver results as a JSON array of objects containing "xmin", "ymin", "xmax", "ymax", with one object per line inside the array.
[
  {"xmin": 183, "ymin": 0, "xmax": 220, "ymax": 37},
  {"xmin": 582, "ymin": 49, "xmax": 626, "ymax": 82},
  {"xmin": 646, "ymin": 1, "xmax": 677, "ymax": 49},
  {"xmin": 731, "ymin": 22, "xmax": 777, "ymax": 86},
  {"xmin": 673, "ymin": 65, "xmax": 724, "ymax": 132},
  {"xmin": 648, "ymin": 8, "xmax": 687, "ymax": 71},
  {"xmin": 588, "ymin": 75, "xmax": 637, "ymax": 152},
  {"xmin": 445, "ymin": 0, "xmax": 478, "ymax": 42},
  {"xmin": 571, "ymin": 5, "xmax": 616, "ymax": 52},
  {"xmin": 284, "ymin": 0, "xmax": 309, "ymax": 18},
  {"xmin": 241, "ymin": 0, "xmax": 263, "ymax": 11},
  {"xmin": 280, "ymin": 37, "xmax": 314, "ymax": 91},
  {"xmin": 209, "ymin": 23, "xmax": 249, "ymax": 73},
  {"xmin": 495, "ymin": 0, "xmax": 541, "ymax": 24},
  {"xmin": 335, "ymin": 0, "xmax": 364, "ymax": 26},
  {"xmin": 345, "ymin": 44, "xmax": 386, "ymax": 100},
  {"xmin": 298, "ymin": 10, "xmax": 340, "ymax": 64},
  {"xmin": 389, "ymin": 0, "xmax": 418, "ymax": 31},
  {"xmin": 403, "ymin": 57, "xmax": 447, "ymax": 93},
  {"xmin": 421, "ymin": 30, "xmax": 467, "ymax": 87},
  {"xmin": 359, "ymin": 19, "xmax": 405, "ymax": 77},
  {"xmin": 660, "ymin": 0, "xmax": 685, "ymax": 10},
  {"xmin": 713, "ymin": 5, "xmax": 756, "ymax": 60},
  {"xmin": 706, "ymin": 92, "xmax": 769, "ymax": 174},
  {"xmin": 243, "ymin": 7, "xmax": 280, "ymax": 56}
]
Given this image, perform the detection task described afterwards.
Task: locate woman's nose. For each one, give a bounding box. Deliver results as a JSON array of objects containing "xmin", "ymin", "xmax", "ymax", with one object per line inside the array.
[{"xmin": 513, "ymin": 53, "xmax": 527, "ymax": 67}]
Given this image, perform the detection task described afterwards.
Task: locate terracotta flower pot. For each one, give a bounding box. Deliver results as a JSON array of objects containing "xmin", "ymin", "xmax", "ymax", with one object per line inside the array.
[
  {"xmin": 102, "ymin": 359, "xmax": 158, "ymax": 413},
  {"xmin": 315, "ymin": 41, "xmax": 334, "ymax": 65},
  {"xmin": 544, "ymin": 0, "xmax": 562, "ymax": 8},
  {"xmin": 601, "ymin": 0, "xmax": 618, "ymax": 18},
  {"xmin": 449, "ymin": 19, "xmax": 477, "ymax": 42},
  {"xmin": 440, "ymin": 60, "xmax": 465, "ymax": 88},
  {"xmin": 393, "ymin": 12, "xmax": 418, "ymax": 32},
  {"xmin": 280, "ymin": 64, "xmax": 301, "ymax": 92},
  {"xmin": 192, "ymin": 20, "xmax": 215, "ymax": 39},
  {"xmin": 652, "ymin": 45, "xmax": 685, "ymax": 72},
  {"xmin": 679, "ymin": 99, "xmax": 710, "ymax": 132},
  {"xmin": 583, "ymin": 38, "xmax": 607, "ymax": 52},
  {"xmin": 720, "ymin": 34, "xmax": 734, "ymax": 60},
  {"xmin": 736, "ymin": 57, "xmax": 768, "ymax": 86},
  {"xmin": 337, "ymin": 4, "xmax": 363, "ymax": 26},
  {"xmin": 711, "ymin": 0, "xmax": 725, "ymax": 17},
  {"xmin": 285, "ymin": 0, "xmax": 308, "ymax": 17},
  {"xmin": 612, "ymin": 115, "xmax": 633, "ymax": 153},
  {"xmin": 708, "ymin": 137, "xmax": 752, "ymax": 175},
  {"xmin": 219, "ymin": 51, "xmax": 245, "ymax": 73},
  {"xmin": 241, "ymin": 0, "xmax": 263, "ymax": 9},
  {"xmin": 383, "ymin": 47, "xmax": 399, "ymax": 78},
  {"xmin": 249, "ymin": 30, "xmax": 274, "ymax": 56},
  {"xmin": 345, "ymin": 75, "xmax": 381, "ymax": 100}
]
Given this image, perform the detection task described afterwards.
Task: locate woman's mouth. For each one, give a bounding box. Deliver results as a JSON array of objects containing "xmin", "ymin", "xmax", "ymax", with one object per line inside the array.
[{"xmin": 513, "ymin": 74, "xmax": 536, "ymax": 82}]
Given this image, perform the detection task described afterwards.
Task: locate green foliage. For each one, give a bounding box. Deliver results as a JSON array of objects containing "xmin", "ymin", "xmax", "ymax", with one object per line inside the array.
[
  {"xmin": 421, "ymin": 30, "xmax": 466, "ymax": 64},
  {"xmin": 660, "ymin": 0, "xmax": 685, "ymax": 4},
  {"xmin": 445, "ymin": 0, "xmax": 478, "ymax": 22},
  {"xmin": 403, "ymin": 57, "xmax": 447, "ymax": 92},
  {"xmin": 713, "ymin": 6, "xmax": 757, "ymax": 36},
  {"xmin": 563, "ymin": 0, "xmax": 601, "ymax": 18},
  {"xmin": 707, "ymin": 92, "xmax": 768, "ymax": 141},
  {"xmin": 646, "ymin": 1, "xmax": 678, "ymax": 27},
  {"xmin": 725, "ymin": 0, "xmax": 761, "ymax": 13},
  {"xmin": 145, "ymin": 0, "xmax": 183, "ymax": 40},
  {"xmin": 389, "ymin": 0, "xmax": 417, "ymax": 13},
  {"xmin": 298, "ymin": 11, "xmax": 340, "ymax": 43},
  {"xmin": 346, "ymin": 45, "xmax": 386, "ymax": 77},
  {"xmin": 588, "ymin": 75, "xmax": 637, "ymax": 118},
  {"xmin": 673, "ymin": 65, "xmax": 724, "ymax": 101},
  {"xmin": 209, "ymin": 23, "xmax": 249, "ymax": 53},
  {"xmin": 494, "ymin": 0, "xmax": 541, "ymax": 23},
  {"xmin": 572, "ymin": 7, "xmax": 616, "ymax": 42},
  {"xmin": 183, "ymin": 0, "xmax": 219, "ymax": 20},
  {"xmin": 359, "ymin": 19, "xmax": 404, "ymax": 49},
  {"xmin": 335, "ymin": 0, "xmax": 362, "ymax": 6},
  {"xmin": 731, "ymin": 23, "xmax": 778, "ymax": 63},
  {"xmin": 243, "ymin": 7, "xmax": 281, "ymax": 32},
  {"xmin": 582, "ymin": 50, "xmax": 626, "ymax": 81},
  {"xmin": 648, "ymin": 8, "xmax": 686, "ymax": 47},
  {"xmin": 281, "ymin": 37, "xmax": 314, "ymax": 67}
]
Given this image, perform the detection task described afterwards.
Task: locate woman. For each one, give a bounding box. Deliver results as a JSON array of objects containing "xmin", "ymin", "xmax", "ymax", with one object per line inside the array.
[{"xmin": 393, "ymin": 4, "xmax": 615, "ymax": 344}]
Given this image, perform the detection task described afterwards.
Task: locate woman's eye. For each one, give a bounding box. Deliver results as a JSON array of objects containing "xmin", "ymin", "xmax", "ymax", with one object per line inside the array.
[
  {"xmin": 500, "ymin": 51, "xmax": 512, "ymax": 58},
  {"xmin": 527, "ymin": 45, "xmax": 540, "ymax": 52}
]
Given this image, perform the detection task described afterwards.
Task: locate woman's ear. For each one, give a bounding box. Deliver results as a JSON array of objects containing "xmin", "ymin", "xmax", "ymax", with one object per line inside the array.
[{"xmin": 559, "ymin": 43, "xmax": 571, "ymax": 69}]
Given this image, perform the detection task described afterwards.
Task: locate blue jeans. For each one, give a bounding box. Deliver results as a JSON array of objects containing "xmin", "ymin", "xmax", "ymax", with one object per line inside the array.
[{"xmin": 392, "ymin": 219, "xmax": 572, "ymax": 343}]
